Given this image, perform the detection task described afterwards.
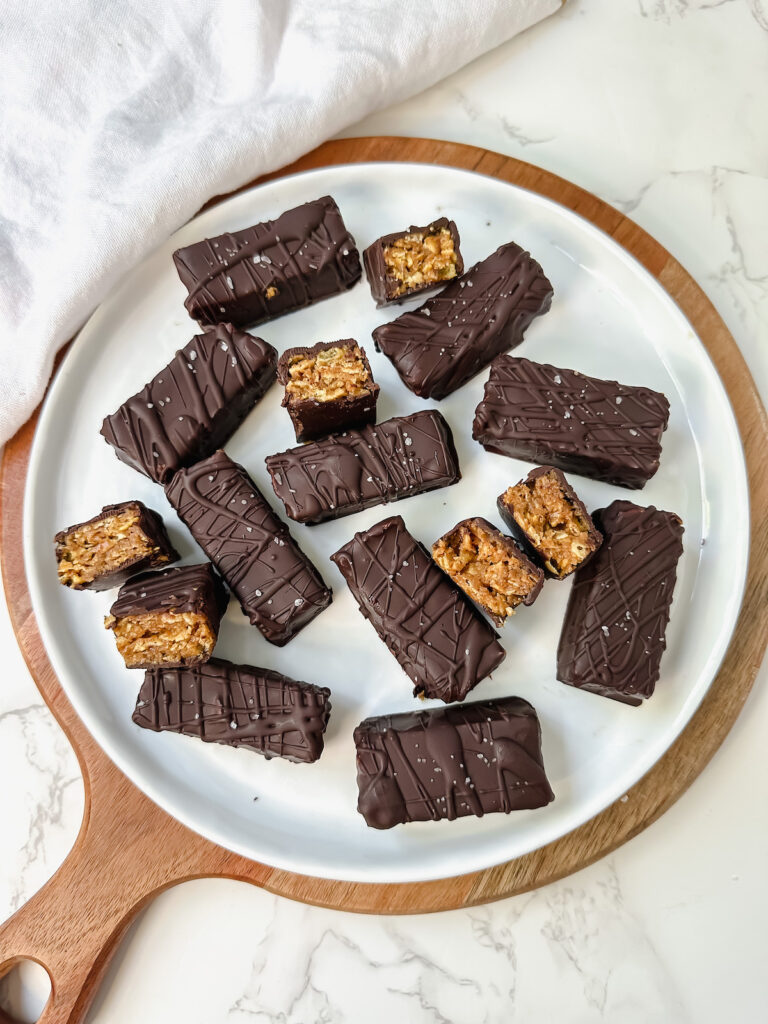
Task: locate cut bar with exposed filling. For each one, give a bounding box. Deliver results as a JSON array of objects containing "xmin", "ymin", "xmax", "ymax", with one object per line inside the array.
[
  {"xmin": 285, "ymin": 344, "xmax": 372, "ymax": 402},
  {"xmin": 432, "ymin": 517, "xmax": 543, "ymax": 626},
  {"xmin": 499, "ymin": 468, "xmax": 601, "ymax": 579},
  {"xmin": 105, "ymin": 610, "xmax": 217, "ymax": 669},
  {"xmin": 383, "ymin": 227, "xmax": 458, "ymax": 298}
]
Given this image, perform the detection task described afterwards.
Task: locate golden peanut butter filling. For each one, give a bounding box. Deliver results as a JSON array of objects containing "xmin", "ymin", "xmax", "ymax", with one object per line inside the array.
[
  {"xmin": 383, "ymin": 227, "xmax": 458, "ymax": 297},
  {"xmin": 433, "ymin": 521, "xmax": 540, "ymax": 622},
  {"xmin": 57, "ymin": 510, "xmax": 166, "ymax": 587},
  {"xmin": 502, "ymin": 471, "xmax": 596, "ymax": 578},
  {"xmin": 104, "ymin": 610, "xmax": 216, "ymax": 668},
  {"xmin": 285, "ymin": 345, "xmax": 371, "ymax": 403}
]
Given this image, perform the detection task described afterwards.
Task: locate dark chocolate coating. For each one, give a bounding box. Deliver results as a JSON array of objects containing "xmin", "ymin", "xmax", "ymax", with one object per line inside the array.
[
  {"xmin": 473, "ymin": 355, "xmax": 670, "ymax": 489},
  {"xmin": 172, "ymin": 196, "xmax": 361, "ymax": 328},
  {"xmin": 265, "ymin": 410, "xmax": 461, "ymax": 526},
  {"xmin": 557, "ymin": 500, "xmax": 684, "ymax": 705},
  {"xmin": 362, "ymin": 217, "xmax": 464, "ymax": 307},
  {"xmin": 277, "ymin": 339, "xmax": 379, "ymax": 443},
  {"xmin": 133, "ymin": 658, "xmax": 331, "ymax": 763},
  {"xmin": 55, "ymin": 500, "xmax": 179, "ymax": 591},
  {"xmin": 354, "ymin": 696, "xmax": 554, "ymax": 829},
  {"xmin": 331, "ymin": 515, "xmax": 505, "ymax": 704},
  {"xmin": 497, "ymin": 466, "xmax": 602, "ymax": 580},
  {"xmin": 372, "ymin": 241, "xmax": 553, "ymax": 400},
  {"xmin": 165, "ymin": 451, "xmax": 332, "ymax": 646},
  {"xmin": 101, "ymin": 324, "xmax": 277, "ymax": 484}
]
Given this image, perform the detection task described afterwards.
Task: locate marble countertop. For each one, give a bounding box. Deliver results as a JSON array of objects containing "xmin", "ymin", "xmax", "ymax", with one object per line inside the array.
[{"xmin": 2, "ymin": 1, "xmax": 766, "ymax": 1020}]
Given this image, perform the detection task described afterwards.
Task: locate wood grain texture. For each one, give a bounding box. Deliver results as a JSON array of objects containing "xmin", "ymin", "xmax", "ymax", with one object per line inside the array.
[{"xmin": 1, "ymin": 137, "xmax": 766, "ymax": 1023}]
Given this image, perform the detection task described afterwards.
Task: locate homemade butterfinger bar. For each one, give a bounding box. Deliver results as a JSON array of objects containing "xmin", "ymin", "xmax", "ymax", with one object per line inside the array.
[
  {"xmin": 265, "ymin": 410, "xmax": 460, "ymax": 525},
  {"xmin": 331, "ymin": 515, "xmax": 505, "ymax": 703},
  {"xmin": 172, "ymin": 196, "xmax": 361, "ymax": 328},
  {"xmin": 354, "ymin": 696, "xmax": 554, "ymax": 829},
  {"xmin": 277, "ymin": 338, "xmax": 379, "ymax": 443},
  {"xmin": 105, "ymin": 562, "xmax": 228, "ymax": 669},
  {"xmin": 498, "ymin": 467, "xmax": 602, "ymax": 579},
  {"xmin": 432, "ymin": 517, "xmax": 544, "ymax": 626},
  {"xmin": 55, "ymin": 500, "xmax": 179, "ymax": 591},
  {"xmin": 133, "ymin": 658, "xmax": 332, "ymax": 763},
  {"xmin": 372, "ymin": 241, "xmax": 552, "ymax": 400},
  {"xmin": 473, "ymin": 355, "xmax": 670, "ymax": 489},
  {"xmin": 557, "ymin": 500, "xmax": 684, "ymax": 705},
  {"xmin": 165, "ymin": 451, "xmax": 331, "ymax": 646},
  {"xmin": 363, "ymin": 217, "xmax": 463, "ymax": 307},
  {"xmin": 101, "ymin": 323, "xmax": 277, "ymax": 484}
]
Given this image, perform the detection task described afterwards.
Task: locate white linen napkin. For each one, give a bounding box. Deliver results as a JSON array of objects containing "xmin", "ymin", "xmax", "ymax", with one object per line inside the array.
[{"xmin": 0, "ymin": 0, "xmax": 561, "ymax": 444}]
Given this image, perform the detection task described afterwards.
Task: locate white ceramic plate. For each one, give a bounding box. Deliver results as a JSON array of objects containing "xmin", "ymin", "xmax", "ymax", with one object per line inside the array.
[{"xmin": 25, "ymin": 162, "xmax": 749, "ymax": 883}]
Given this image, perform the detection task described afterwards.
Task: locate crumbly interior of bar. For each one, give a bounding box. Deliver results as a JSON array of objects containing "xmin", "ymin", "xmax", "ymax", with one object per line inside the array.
[
  {"xmin": 503, "ymin": 471, "xmax": 595, "ymax": 577},
  {"xmin": 286, "ymin": 345, "xmax": 371, "ymax": 402},
  {"xmin": 383, "ymin": 228, "xmax": 458, "ymax": 297},
  {"xmin": 105, "ymin": 611, "xmax": 216, "ymax": 668},
  {"xmin": 57, "ymin": 510, "xmax": 165, "ymax": 587},
  {"xmin": 433, "ymin": 522, "xmax": 540, "ymax": 621}
]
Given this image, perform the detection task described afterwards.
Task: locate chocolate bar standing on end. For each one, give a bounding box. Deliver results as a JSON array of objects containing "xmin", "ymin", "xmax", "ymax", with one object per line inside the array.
[
  {"xmin": 363, "ymin": 217, "xmax": 464, "ymax": 307},
  {"xmin": 166, "ymin": 451, "xmax": 331, "ymax": 646},
  {"xmin": 277, "ymin": 338, "xmax": 379, "ymax": 443},
  {"xmin": 173, "ymin": 196, "xmax": 361, "ymax": 328},
  {"xmin": 473, "ymin": 355, "xmax": 670, "ymax": 489},
  {"xmin": 372, "ymin": 241, "xmax": 553, "ymax": 400},
  {"xmin": 498, "ymin": 466, "xmax": 602, "ymax": 580},
  {"xmin": 266, "ymin": 410, "xmax": 460, "ymax": 526},
  {"xmin": 133, "ymin": 658, "xmax": 331, "ymax": 764},
  {"xmin": 104, "ymin": 562, "xmax": 228, "ymax": 669},
  {"xmin": 557, "ymin": 500, "xmax": 684, "ymax": 705},
  {"xmin": 101, "ymin": 323, "xmax": 277, "ymax": 484},
  {"xmin": 55, "ymin": 500, "xmax": 179, "ymax": 591},
  {"xmin": 354, "ymin": 696, "xmax": 554, "ymax": 829},
  {"xmin": 432, "ymin": 517, "xmax": 544, "ymax": 626},
  {"xmin": 331, "ymin": 515, "xmax": 505, "ymax": 704}
]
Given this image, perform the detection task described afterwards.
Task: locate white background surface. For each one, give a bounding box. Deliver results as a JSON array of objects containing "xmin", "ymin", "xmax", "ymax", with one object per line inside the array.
[{"xmin": 2, "ymin": 0, "xmax": 767, "ymax": 1020}]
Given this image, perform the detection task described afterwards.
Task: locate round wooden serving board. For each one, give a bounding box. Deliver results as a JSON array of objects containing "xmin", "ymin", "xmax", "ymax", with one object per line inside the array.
[{"xmin": 1, "ymin": 138, "xmax": 766, "ymax": 1024}]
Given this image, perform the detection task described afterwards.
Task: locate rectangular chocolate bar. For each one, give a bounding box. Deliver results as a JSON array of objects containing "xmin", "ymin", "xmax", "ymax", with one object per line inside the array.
[
  {"xmin": 101, "ymin": 323, "xmax": 277, "ymax": 484},
  {"xmin": 473, "ymin": 355, "xmax": 670, "ymax": 489},
  {"xmin": 55, "ymin": 500, "xmax": 179, "ymax": 591},
  {"xmin": 277, "ymin": 338, "xmax": 379, "ymax": 443},
  {"xmin": 372, "ymin": 241, "xmax": 552, "ymax": 400},
  {"xmin": 354, "ymin": 696, "xmax": 554, "ymax": 829},
  {"xmin": 432, "ymin": 517, "xmax": 544, "ymax": 626},
  {"xmin": 363, "ymin": 217, "xmax": 463, "ymax": 307},
  {"xmin": 331, "ymin": 515, "xmax": 505, "ymax": 704},
  {"xmin": 265, "ymin": 410, "xmax": 460, "ymax": 526},
  {"xmin": 172, "ymin": 196, "xmax": 361, "ymax": 328},
  {"xmin": 498, "ymin": 466, "xmax": 602, "ymax": 580},
  {"xmin": 104, "ymin": 562, "xmax": 228, "ymax": 669},
  {"xmin": 133, "ymin": 658, "xmax": 331, "ymax": 763},
  {"xmin": 557, "ymin": 500, "xmax": 684, "ymax": 705},
  {"xmin": 165, "ymin": 450, "xmax": 332, "ymax": 646}
]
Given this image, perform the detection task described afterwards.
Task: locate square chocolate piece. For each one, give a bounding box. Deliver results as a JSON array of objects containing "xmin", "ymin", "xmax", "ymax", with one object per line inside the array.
[
  {"xmin": 363, "ymin": 217, "xmax": 463, "ymax": 307},
  {"xmin": 277, "ymin": 339, "xmax": 379, "ymax": 443},
  {"xmin": 105, "ymin": 563, "xmax": 228, "ymax": 669},
  {"xmin": 55, "ymin": 500, "xmax": 179, "ymax": 591}
]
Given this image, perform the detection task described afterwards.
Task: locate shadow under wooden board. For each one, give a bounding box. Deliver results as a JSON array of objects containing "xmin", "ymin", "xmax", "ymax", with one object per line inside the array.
[{"xmin": 1, "ymin": 137, "xmax": 766, "ymax": 1024}]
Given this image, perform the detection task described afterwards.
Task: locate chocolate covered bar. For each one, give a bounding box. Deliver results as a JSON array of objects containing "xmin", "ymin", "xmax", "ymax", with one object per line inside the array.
[
  {"xmin": 101, "ymin": 323, "xmax": 277, "ymax": 484},
  {"xmin": 557, "ymin": 500, "xmax": 684, "ymax": 705},
  {"xmin": 432, "ymin": 517, "xmax": 544, "ymax": 626},
  {"xmin": 105, "ymin": 562, "xmax": 228, "ymax": 669},
  {"xmin": 277, "ymin": 338, "xmax": 379, "ymax": 443},
  {"xmin": 266, "ymin": 410, "xmax": 460, "ymax": 525},
  {"xmin": 498, "ymin": 467, "xmax": 602, "ymax": 580},
  {"xmin": 173, "ymin": 196, "xmax": 361, "ymax": 328},
  {"xmin": 331, "ymin": 515, "xmax": 505, "ymax": 703},
  {"xmin": 133, "ymin": 658, "xmax": 331, "ymax": 763},
  {"xmin": 473, "ymin": 355, "xmax": 670, "ymax": 489},
  {"xmin": 354, "ymin": 696, "xmax": 554, "ymax": 829},
  {"xmin": 363, "ymin": 217, "xmax": 463, "ymax": 307},
  {"xmin": 55, "ymin": 500, "xmax": 179, "ymax": 591},
  {"xmin": 165, "ymin": 451, "xmax": 331, "ymax": 646},
  {"xmin": 372, "ymin": 241, "xmax": 553, "ymax": 400}
]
